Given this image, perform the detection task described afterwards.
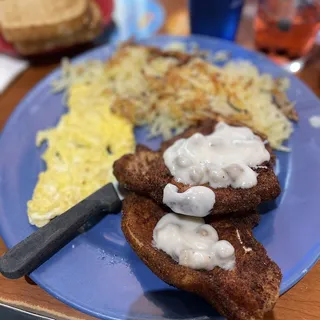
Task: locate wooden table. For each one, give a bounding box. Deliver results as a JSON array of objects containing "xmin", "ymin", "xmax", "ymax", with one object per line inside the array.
[{"xmin": 0, "ymin": 1, "xmax": 319, "ymax": 319}]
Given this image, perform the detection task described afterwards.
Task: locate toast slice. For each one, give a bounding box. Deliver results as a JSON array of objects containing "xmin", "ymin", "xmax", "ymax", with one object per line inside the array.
[
  {"xmin": 122, "ymin": 193, "xmax": 282, "ymax": 320},
  {"xmin": 113, "ymin": 119, "xmax": 281, "ymax": 216},
  {"xmin": 0, "ymin": 0, "xmax": 89, "ymax": 42},
  {"xmin": 13, "ymin": 0, "xmax": 102, "ymax": 55}
]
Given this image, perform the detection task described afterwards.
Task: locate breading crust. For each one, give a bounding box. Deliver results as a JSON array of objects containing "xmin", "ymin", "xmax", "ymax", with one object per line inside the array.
[
  {"xmin": 114, "ymin": 119, "xmax": 281, "ymax": 215},
  {"xmin": 122, "ymin": 193, "xmax": 282, "ymax": 320}
]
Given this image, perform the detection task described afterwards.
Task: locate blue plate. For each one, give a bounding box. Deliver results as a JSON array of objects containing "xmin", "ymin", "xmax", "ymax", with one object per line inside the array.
[{"xmin": 0, "ymin": 35, "xmax": 320, "ymax": 320}]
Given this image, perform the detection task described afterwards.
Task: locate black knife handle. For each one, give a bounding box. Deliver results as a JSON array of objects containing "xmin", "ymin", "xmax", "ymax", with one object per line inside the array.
[{"xmin": 0, "ymin": 183, "xmax": 121, "ymax": 279}]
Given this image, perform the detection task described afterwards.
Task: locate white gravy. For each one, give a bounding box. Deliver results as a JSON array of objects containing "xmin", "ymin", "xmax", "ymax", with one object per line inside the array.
[
  {"xmin": 163, "ymin": 122, "xmax": 270, "ymax": 189},
  {"xmin": 153, "ymin": 213, "xmax": 235, "ymax": 271},
  {"xmin": 163, "ymin": 183, "xmax": 215, "ymax": 217}
]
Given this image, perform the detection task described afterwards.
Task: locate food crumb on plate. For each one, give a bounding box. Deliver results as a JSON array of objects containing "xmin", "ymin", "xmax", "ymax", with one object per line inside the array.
[{"xmin": 309, "ymin": 115, "xmax": 320, "ymax": 128}]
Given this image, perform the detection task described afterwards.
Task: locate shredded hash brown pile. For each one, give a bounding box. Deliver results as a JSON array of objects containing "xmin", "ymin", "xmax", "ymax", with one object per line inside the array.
[{"xmin": 53, "ymin": 43, "xmax": 298, "ymax": 150}]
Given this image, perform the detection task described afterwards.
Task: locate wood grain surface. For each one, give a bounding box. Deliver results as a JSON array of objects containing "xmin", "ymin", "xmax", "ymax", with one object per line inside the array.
[{"xmin": 0, "ymin": 0, "xmax": 319, "ymax": 319}]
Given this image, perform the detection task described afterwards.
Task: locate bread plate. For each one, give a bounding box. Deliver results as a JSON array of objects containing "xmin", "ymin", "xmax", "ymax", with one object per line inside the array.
[{"xmin": 0, "ymin": 0, "xmax": 165, "ymax": 56}]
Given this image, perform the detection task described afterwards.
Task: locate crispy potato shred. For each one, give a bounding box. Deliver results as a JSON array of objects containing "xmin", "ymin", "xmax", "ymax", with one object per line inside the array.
[{"xmin": 53, "ymin": 43, "xmax": 297, "ymax": 150}]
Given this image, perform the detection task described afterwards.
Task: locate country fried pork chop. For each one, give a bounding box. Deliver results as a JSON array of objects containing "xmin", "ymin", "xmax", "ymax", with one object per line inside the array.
[
  {"xmin": 122, "ymin": 193, "xmax": 282, "ymax": 320},
  {"xmin": 114, "ymin": 119, "xmax": 281, "ymax": 216}
]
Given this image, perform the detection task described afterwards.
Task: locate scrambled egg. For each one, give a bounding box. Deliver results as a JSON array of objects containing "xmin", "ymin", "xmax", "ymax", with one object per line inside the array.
[{"xmin": 27, "ymin": 84, "xmax": 135, "ymax": 227}]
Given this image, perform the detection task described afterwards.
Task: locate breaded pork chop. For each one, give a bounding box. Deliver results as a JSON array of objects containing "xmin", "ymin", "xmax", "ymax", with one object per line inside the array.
[
  {"xmin": 122, "ymin": 193, "xmax": 282, "ymax": 320},
  {"xmin": 113, "ymin": 120, "xmax": 281, "ymax": 216}
]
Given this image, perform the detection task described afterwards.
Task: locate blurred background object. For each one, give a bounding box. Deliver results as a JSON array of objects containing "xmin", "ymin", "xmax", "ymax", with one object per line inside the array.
[
  {"xmin": 163, "ymin": 0, "xmax": 320, "ymax": 74},
  {"xmin": 189, "ymin": 0, "xmax": 244, "ymax": 41},
  {"xmin": 111, "ymin": 0, "xmax": 165, "ymax": 42},
  {"xmin": 0, "ymin": 0, "xmax": 111, "ymax": 56},
  {"xmin": 0, "ymin": 0, "xmax": 164, "ymax": 95},
  {"xmin": 0, "ymin": 55, "xmax": 28, "ymax": 94},
  {"xmin": 254, "ymin": 0, "xmax": 320, "ymax": 72},
  {"xmin": 0, "ymin": 0, "xmax": 165, "ymax": 57}
]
